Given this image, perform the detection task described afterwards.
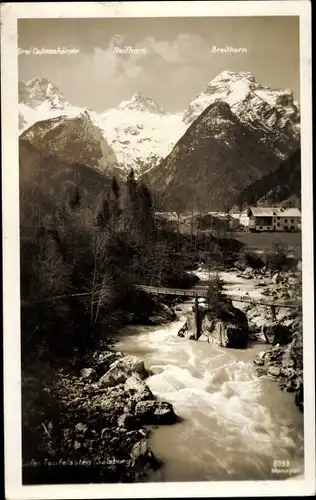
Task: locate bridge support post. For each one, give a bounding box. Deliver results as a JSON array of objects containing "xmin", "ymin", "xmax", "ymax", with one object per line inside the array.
[
  {"xmin": 194, "ymin": 295, "xmax": 201, "ymax": 341},
  {"xmin": 270, "ymin": 305, "xmax": 277, "ymax": 322}
]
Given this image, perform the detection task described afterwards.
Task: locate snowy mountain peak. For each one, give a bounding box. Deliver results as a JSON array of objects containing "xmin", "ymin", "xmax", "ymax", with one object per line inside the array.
[
  {"xmin": 26, "ymin": 76, "xmax": 57, "ymax": 89},
  {"xmin": 183, "ymin": 70, "xmax": 300, "ymax": 152},
  {"xmin": 20, "ymin": 77, "xmax": 66, "ymax": 109},
  {"xmin": 117, "ymin": 93, "xmax": 166, "ymax": 115},
  {"xmin": 210, "ymin": 70, "xmax": 256, "ymax": 85},
  {"xmin": 19, "ymin": 77, "xmax": 80, "ymax": 132},
  {"xmin": 76, "ymin": 110, "xmax": 92, "ymax": 121}
]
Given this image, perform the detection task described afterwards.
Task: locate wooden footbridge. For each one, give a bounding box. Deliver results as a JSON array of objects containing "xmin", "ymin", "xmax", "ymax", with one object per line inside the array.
[
  {"xmin": 135, "ymin": 284, "xmax": 301, "ymax": 340},
  {"xmin": 21, "ymin": 281, "xmax": 300, "ymax": 342},
  {"xmin": 134, "ymin": 284, "xmax": 300, "ymax": 309}
]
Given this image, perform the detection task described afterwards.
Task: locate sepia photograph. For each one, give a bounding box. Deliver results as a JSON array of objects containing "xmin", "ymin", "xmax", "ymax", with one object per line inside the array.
[{"xmin": 2, "ymin": 1, "xmax": 314, "ymax": 498}]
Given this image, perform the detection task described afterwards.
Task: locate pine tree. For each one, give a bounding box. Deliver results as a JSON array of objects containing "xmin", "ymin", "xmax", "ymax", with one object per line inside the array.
[
  {"xmin": 123, "ymin": 169, "xmax": 139, "ymax": 234},
  {"xmin": 62, "ymin": 181, "xmax": 81, "ymax": 211},
  {"xmin": 137, "ymin": 180, "xmax": 155, "ymax": 243},
  {"xmin": 69, "ymin": 186, "xmax": 81, "ymax": 210},
  {"xmin": 111, "ymin": 176, "xmax": 120, "ymax": 200},
  {"xmin": 96, "ymin": 197, "xmax": 111, "ymax": 229},
  {"xmin": 109, "ymin": 176, "xmax": 121, "ymax": 233}
]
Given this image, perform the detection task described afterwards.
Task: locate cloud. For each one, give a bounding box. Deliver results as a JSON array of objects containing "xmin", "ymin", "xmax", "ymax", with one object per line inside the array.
[
  {"xmin": 75, "ymin": 32, "xmax": 211, "ymax": 106},
  {"xmin": 90, "ymin": 35, "xmax": 148, "ymax": 82},
  {"xmin": 92, "ymin": 46, "xmax": 118, "ymax": 78},
  {"xmin": 88, "ymin": 32, "xmax": 210, "ymax": 84},
  {"xmin": 141, "ymin": 33, "xmax": 209, "ymax": 64}
]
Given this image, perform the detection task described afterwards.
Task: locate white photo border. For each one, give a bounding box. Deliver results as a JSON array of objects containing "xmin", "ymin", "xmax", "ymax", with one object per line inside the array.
[{"xmin": 2, "ymin": 1, "xmax": 314, "ymax": 498}]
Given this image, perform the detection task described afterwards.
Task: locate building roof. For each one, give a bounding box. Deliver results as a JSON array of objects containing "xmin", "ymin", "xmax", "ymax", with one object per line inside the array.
[
  {"xmin": 249, "ymin": 207, "xmax": 301, "ymax": 217},
  {"xmin": 249, "ymin": 207, "xmax": 277, "ymax": 216},
  {"xmin": 276, "ymin": 208, "xmax": 301, "ymax": 217},
  {"xmin": 229, "ymin": 213, "xmax": 241, "ymax": 220}
]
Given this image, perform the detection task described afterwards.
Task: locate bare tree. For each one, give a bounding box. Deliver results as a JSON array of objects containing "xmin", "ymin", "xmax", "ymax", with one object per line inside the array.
[{"xmin": 89, "ymin": 230, "xmax": 116, "ymax": 325}]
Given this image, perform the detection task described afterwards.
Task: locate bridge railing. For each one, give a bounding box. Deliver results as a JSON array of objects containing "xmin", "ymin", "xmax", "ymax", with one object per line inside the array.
[{"xmin": 134, "ymin": 284, "xmax": 301, "ymax": 309}]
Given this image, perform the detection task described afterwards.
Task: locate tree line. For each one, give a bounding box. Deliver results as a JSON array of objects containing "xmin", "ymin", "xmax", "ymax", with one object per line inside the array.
[{"xmin": 20, "ymin": 167, "xmax": 207, "ymax": 362}]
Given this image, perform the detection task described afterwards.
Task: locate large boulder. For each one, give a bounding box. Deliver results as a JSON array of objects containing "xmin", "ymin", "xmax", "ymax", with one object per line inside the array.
[
  {"xmin": 124, "ymin": 374, "xmax": 154, "ymax": 404},
  {"xmin": 178, "ymin": 314, "xmax": 198, "ymax": 340},
  {"xmin": 80, "ymin": 368, "xmax": 98, "ymax": 381},
  {"xmin": 148, "ymin": 302, "xmax": 176, "ymax": 325},
  {"xmin": 272, "ymin": 272, "xmax": 281, "ymax": 284},
  {"xmin": 135, "ymin": 401, "xmax": 178, "ymax": 425},
  {"xmin": 268, "ymin": 366, "xmax": 281, "ymax": 377},
  {"xmin": 178, "ymin": 299, "xmax": 249, "ymax": 348},
  {"xmin": 94, "ymin": 352, "xmax": 118, "ymax": 374},
  {"xmin": 295, "ymin": 384, "xmax": 303, "ymax": 411},
  {"xmin": 100, "ymin": 396, "xmax": 128, "ymax": 415},
  {"xmin": 99, "ymin": 355, "xmax": 149, "ymax": 388},
  {"xmin": 130, "ymin": 438, "xmax": 159, "ymax": 470},
  {"xmin": 148, "ymin": 315, "xmax": 168, "ymax": 325},
  {"xmin": 205, "ymin": 320, "xmax": 248, "ymax": 348},
  {"xmin": 130, "ymin": 439, "xmax": 149, "ymax": 460},
  {"xmin": 262, "ymin": 323, "xmax": 293, "ymax": 345},
  {"xmin": 160, "ymin": 303, "xmax": 176, "ymax": 320},
  {"xmin": 257, "ymin": 278, "xmax": 267, "ymax": 287},
  {"xmin": 99, "ymin": 370, "xmax": 127, "ymax": 388},
  {"xmin": 243, "ymin": 267, "xmax": 255, "ymax": 279},
  {"xmin": 117, "ymin": 413, "xmax": 138, "ymax": 430}
]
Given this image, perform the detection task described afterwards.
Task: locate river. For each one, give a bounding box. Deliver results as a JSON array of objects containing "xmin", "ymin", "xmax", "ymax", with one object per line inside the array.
[{"xmin": 114, "ymin": 271, "xmax": 304, "ymax": 481}]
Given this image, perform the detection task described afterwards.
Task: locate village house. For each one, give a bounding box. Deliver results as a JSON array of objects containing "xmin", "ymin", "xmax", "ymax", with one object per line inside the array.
[{"xmin": 239, "ymin": 207, "xmax": 301, "ymax": 232}]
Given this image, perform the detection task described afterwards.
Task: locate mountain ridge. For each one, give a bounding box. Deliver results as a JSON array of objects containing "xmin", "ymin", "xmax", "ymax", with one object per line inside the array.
[
  {"xmin": 20, "ymin": 112, "xmax": 121, "ymax": 177},
  {"xmin": 19, "ymin": 78, "xmax": 185, "ymax": 177},
  {"xmin": 183, "ymin": 70, "xmax": 300, "ymax": 160},
  {"xmin": 145, "ymin": 98, "xmax": 284, "ymax": 212},
  {"xmin": 19, "ymin": 71, "xmax": 300, "ymax": 209},
  {"xmin": 236, "ymin": 148, "xmax": 301, "ymax": 209}
]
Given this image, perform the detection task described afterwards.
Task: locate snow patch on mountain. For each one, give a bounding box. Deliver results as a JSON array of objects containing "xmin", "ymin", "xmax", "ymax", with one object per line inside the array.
[
  {"xmin": 117, "ymin": 92, "xmax": 166, "ymax": 115},
  {"xmin": 94, "ymin": 105, "xmax": 186, "ymax": 176}
]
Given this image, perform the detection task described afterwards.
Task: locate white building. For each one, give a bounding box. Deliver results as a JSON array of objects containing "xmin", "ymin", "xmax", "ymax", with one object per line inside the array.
[{"xmin": 239, "ymin": 207, "xmax": 301, "ymax": 232}]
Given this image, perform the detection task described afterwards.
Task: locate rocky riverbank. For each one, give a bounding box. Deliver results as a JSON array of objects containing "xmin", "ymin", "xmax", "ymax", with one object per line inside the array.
[
  {"xmin": 179, "ymin": 264, "xmax": 303, "ymax": 411},
  {"xmin": 22, "ymin": 347, "xmax": 179, "ymax": 484},
  {"xmin": 234, "ymin": 266, "xmax": 303, "ymax": 411},
  {"xmin": 249, "ymin": 269, "xmax": 303, "ymax": 411},
  {"xmin": 22, "ymin": 291, "xmax": 181, "ymax": 484}
]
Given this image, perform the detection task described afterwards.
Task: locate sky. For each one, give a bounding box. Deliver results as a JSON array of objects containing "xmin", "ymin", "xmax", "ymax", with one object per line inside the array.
[{"xmin": 18, "ymin": 16, "xmax": 300, "ymax": 112}]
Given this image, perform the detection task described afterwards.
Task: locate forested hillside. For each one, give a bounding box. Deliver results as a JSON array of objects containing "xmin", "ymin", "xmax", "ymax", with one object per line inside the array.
[{"xmin": 236, "ymin": 149, "xmax": 301, "ymax": 209}]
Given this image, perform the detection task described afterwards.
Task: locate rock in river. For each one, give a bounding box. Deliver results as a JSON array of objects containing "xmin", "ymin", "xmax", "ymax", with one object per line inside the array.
[
  {"xmin": 179, "ymin": 299, "xmax": 249, "ymax": 348},
  {"xmin": 135, "ymin": 400, "xmax": 178, "ymax": 425},
  {"xmin": 268, "ymin": 366, "xmax": 281, "ymax": 377}
]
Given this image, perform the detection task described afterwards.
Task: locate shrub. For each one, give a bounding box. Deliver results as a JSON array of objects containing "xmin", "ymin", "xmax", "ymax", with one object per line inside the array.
[
  {"xmin": 237, "ymin": 248, "xmax": 264, "ymax": 270},
  {"xmin": 263, "ymin": 240, "xmax": 289, "ymax": 271},
  {"xmin": 206, "ymin": 273, "xmax": 225, "ymax": 308}
]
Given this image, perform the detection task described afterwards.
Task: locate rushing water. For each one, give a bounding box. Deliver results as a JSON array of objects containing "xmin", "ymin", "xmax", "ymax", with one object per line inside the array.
[{"xmin": 114, "ymin": 272, "xmax": 304, "ymax": 481}]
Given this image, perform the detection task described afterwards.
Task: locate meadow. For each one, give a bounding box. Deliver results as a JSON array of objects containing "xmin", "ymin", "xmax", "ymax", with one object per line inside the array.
[{"xmin": 233, "ymin": 231, "xmax": 302, "ymax": 257}]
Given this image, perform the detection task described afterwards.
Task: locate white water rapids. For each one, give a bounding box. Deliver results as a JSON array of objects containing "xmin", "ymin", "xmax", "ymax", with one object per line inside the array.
[{"xmin": 114, "ymin": 272, "xmax": 304, "ymax": 481}]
